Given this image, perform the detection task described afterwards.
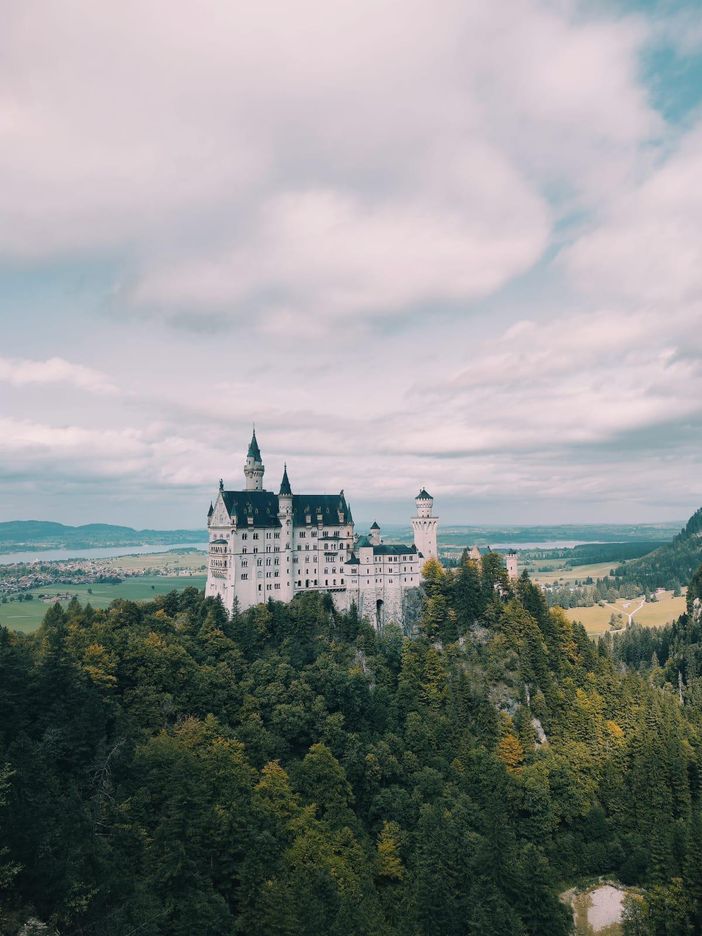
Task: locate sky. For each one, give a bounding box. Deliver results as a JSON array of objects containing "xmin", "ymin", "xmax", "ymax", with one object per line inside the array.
[{"xmin": 1, "ymin": 0, "xmax": 702, "ymax": 530}]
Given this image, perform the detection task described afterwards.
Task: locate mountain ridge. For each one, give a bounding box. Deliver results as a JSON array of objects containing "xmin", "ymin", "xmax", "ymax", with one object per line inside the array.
[{"xmin": 0, "ymin": 520, "xmax": 206, "ymax": 552}]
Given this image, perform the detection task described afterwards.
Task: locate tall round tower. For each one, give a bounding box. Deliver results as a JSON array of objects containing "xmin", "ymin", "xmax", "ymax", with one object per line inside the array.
[
  {"xmin": 411, "ymin": 488, "xmax": 438, "ymax": 562},
  {"xmin": 244, "ymin": 428, "xmax": 265, "ymax": 491}
]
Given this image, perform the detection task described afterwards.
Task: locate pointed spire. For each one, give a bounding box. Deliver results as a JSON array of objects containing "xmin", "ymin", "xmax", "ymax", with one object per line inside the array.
[
  {"xmin": 279, "ymin": 462, "xmax": 292, "ymax": 496},
  {"xmin": 247, "ymin": 426, "xmax": 261, "ymax": 461},
  {"xmin": 208, "ymin": 501, "xmax": 214, "ymax": 517}
]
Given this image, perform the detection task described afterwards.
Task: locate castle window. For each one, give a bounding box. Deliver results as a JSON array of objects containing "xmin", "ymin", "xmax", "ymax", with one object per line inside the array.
[
  {"xmin": 341, "ymin": 578, "xmax": 344, "ymax": 584},
  {"xmin": 242, "ymin": 560, "xmax": 248, "ymax": 567},
  {"xmin": 266, "ymin": 532, "xmax": 271, "ymax": 539},
  {"xmin": 242, "ymin": 547, "xmax": 247, "ymax": 554},
  {"xmin": 299, "ymin": 532, "xmax": 306, "ymax": 538},
  {"xmin": 257, "ymin": 559, "xmax": 262, "ymax": 566},
  {"xmin": 253, "ymin": 547, "xmax": 258, "ymax": 554},
  {"xmin": 242, "ymin": 533, "xmax": 248, "ymax": 540},
  {"xmin": 311, "ymin": 530, "xmax": 317, "ymax": 537},
  {"xmin": 274, "ymin": 532, "xmax": 280, "ymax": 539},
  {"xmin": 241, "ymin": 573, "xmax": 248, "ymax": 580},
  {"xmin": 253, "ymin": 532, "xmax": 259, "ymax": 540}
]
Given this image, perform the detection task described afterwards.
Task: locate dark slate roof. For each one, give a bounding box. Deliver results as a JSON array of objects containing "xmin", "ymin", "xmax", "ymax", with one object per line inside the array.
[
  {"xmin": 292, "ymin": 493, "xmax": 351, "ymax": 526},
  {"xmin": 370, "ymin": 521, "xmax": 380, "ymax": 529},
  {"xmin": 247, "ymin": 429, "xmax": 262, "ymax": 461},
  {"xmin": 417, "ymin": 488, "xmax": 433, "ymax": 500},
  {"xmin": 344, "ymin": 555, "xmax": 360, "ymax": 565},
  {"xmin": 373, "ymin": 544, "xmax": 418, "ymax": 556},
  {"xmin": 356, "ymin": 535, "xmax": 372, "ymax": 548},
  {"xmin": 279, "ymin": 464, "xmax": 292, "ymax": 496},
  {"xmin": 207, "ymin": 502, "xmax": 214, "ymax": 517},
  {"xmin": 210, "ymin": 538, "xmax": 227, "ymax": 545},
  {"xmin": 221, "ymin": 490, "xmax": 281, "ymax": 528}
]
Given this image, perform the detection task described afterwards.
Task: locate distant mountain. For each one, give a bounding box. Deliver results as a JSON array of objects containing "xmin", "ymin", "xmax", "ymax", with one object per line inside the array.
[
  {"xmin": 0, "ymin": 520, "xmax": 207, "ymax": 553},
  {"xmin": 613, "ymin": 507, "xmax": 702, "ymax": 591}
]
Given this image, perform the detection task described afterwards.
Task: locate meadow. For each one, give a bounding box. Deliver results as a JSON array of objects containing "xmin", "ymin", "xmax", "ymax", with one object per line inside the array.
[
  {"xmin": 563, "ymin": 590, "xmax": 687, "ymax": 636},
  {"xmin": 0, "ymin": 574, "xmax": 207, "ymax": 633},
  {"xmin": 529, "ymin": 561, "xmax": 617, "ymax": 586}
]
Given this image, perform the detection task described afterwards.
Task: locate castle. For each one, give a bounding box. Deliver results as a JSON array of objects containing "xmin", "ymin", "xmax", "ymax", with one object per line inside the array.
[{"xmin": 205, "ymin": 430, "xmax": 438, "ymax": 627}]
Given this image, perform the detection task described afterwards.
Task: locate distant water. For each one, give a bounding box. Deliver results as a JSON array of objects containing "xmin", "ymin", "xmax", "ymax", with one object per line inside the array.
[
  {"xmin": 0, "ymin": 542, "xmax": 207, "ymax": 566},
  {"xmin": 442, "ymin": 540, "xmax": 593, "ymax": 550}
]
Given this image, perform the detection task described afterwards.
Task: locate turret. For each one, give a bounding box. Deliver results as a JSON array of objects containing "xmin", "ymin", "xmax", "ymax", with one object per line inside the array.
[
  {"xmin": 244, "ymin": 428, "xmax": 265, "ymax": 491},
  {"xmin": 411, "ymin": 488, "xmax": 438, "ymax": 562},
  {"xmin": 369, "ymin": 521, "xmax": 381, "ymax": 546},
  {"xmin": 278, "ymin": 463, "xmax": 293, "ymax": 512},
  {"xmin": 277, "ymin": 463, "xmax": 294, "ymax": 601}
]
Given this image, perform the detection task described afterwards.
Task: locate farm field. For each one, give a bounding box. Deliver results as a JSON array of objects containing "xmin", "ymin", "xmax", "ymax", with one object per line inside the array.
[
  {"xmin": 564, "ymin": 590, "xmax": 687, "ymax": 636},
  {"xmin": 0, "ymin": 574, "xmax": 207, "ymax": 633},
  {"xmin": 110, "ymin": 548, "xmax": 206, "ymax": 573},
  {"xmin": 529, "ymin": 561, "xmax": 617, "ymax": 586}
]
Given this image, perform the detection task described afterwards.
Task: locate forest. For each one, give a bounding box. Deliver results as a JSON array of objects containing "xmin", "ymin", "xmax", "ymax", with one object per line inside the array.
[
  {"xmin": 611, "ymin": 506, "xmax": 702, "ymax": 593},
  {"xmin": 2, "ymin": 553, "xmax": 702, "ymax": 934}
]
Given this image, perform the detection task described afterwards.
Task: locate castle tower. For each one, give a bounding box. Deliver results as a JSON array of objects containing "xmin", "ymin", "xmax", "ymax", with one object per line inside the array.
[
  {"xmin": 277, "ymin": 464, "xmax": 294, "ymax": 601},
  {"xmin": 411, "ymin": 488, "xmax": 438, "ymax": 562},
  {"xmin": 369, "ymin": 521, "xmax": 381, "ymax": 546},
  {"xmin": 244, "ymin": 428, "xmax": 265, "ymax": 491},
  {"xmin": 506, "ymin": 550, "xmax": 519, "ymax": 580}
]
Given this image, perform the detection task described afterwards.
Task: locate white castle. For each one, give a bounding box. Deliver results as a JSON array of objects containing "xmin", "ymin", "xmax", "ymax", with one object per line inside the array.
[{"xmin": 205, "ymin": 430, "xmax": 439, "ymax": 627}]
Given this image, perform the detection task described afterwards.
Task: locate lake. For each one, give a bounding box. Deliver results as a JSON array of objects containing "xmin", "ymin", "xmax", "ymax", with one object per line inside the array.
[{"xmin": 0, "ymin": 542, "xmax": 207, "ymax": 566}]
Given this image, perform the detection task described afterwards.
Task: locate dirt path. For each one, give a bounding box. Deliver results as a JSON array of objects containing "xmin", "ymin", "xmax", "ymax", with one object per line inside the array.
[{"xmin": 605, "ymin": 598, "xmax": 646, "ymax": 627}]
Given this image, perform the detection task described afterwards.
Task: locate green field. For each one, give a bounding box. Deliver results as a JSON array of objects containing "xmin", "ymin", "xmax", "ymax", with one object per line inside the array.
[{"xmin": 0, "ymin": 574, "xmax": 207, "ymax": 633}]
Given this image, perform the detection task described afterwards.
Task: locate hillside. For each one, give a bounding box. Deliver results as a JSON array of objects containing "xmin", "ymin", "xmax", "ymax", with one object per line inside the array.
[
  {"xmin": 0, "ymin": 520, "xmax": 206, "ymax": 553},
  {"xmin": 2, "ymin": 555, "xmax": 702, "ymax": 934},
  {"xmin": 612, "ymin": 506, "xmax": 702, "ymax": 591}
]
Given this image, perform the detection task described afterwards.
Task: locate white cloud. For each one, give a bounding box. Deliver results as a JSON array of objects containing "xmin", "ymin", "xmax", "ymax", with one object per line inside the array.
[
  {"xmin": 0, "ymin": 0, "xmax": 660, "ymax": 325},
  {"xmin": 564, "ymin": 127, "xmax": 702, "ymax": 309},
  {"xmin": 0, "ymin": 356, "xmax": 118, "ymax": 394},
  {"xmin": 2, "ymin": 0, "xmax": 701, "ymax": 526}
]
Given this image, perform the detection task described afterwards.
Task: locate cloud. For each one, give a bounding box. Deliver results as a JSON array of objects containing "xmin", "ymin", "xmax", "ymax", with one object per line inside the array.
[
  {"xmin": 131, "ymin": 170, "xmax": 550, "ymax": 321},
  {"xmin": 0, "ymin": 0, "xmax": 660, "ymax": 327},
  {"xmin": 0, "ymin": 356, "xmax": 118, "ymax": 394},
  {"xmin": 1, "ymin": 0, "xmax": 701, "ymax": 526},
  {"xmin": 563, "ymin": 127, "xmax": 702, "ymax": 310}
]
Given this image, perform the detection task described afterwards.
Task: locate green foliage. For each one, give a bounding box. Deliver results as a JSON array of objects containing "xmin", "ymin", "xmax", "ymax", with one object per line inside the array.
[
  {"xmin": 4, "ymin": 563, "xmax": 702, "ymax": 934},
  {"xmin": 612, "ymin": 506, "xmax": 702, "ymax": 592}
]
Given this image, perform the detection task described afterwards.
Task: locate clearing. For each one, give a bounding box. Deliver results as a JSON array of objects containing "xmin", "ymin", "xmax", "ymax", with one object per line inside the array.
[{"xmin": 563, "ymin": 590, "xmax": 686, "ymax": 636}]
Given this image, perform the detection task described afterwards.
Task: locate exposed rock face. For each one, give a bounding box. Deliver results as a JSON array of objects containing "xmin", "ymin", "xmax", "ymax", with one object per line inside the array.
[{"xmin": 687, "ymin": 565, "xmax": 702, "ymax": 622}]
